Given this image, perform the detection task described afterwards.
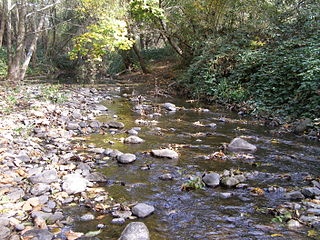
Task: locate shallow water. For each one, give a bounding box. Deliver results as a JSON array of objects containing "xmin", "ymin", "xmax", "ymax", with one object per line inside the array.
[{"xmin": 70, "ymin": 78, "xmax": 319, "ymax": 239}]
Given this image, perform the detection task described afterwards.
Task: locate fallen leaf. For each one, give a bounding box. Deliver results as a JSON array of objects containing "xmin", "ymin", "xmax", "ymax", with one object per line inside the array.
[
  {"xmin": 85, "ymin": 230, "xmax": 102, "ymax": 237},
  {"xmin": 66, "ymin": 231, "xmax": 84, "ymax": 240}
]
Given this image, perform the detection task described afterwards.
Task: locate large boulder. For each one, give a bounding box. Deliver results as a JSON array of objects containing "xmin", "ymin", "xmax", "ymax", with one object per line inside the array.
[
  {"xmin": 227, "ymin": 138, "xmax": 257, "ymax": 152},
  {"xmin": 132, "ymin": 203, "xmax": 155, "ymax": 218},
  {"xmin": 202, "ymin": 173, "xmax": 220, "ymax": 187},
  {"xmin": 151, "ymin": 149, "xmax": 178, "ymax": 159},
  {"xmin": 62, "ymin": 174, "xmax": 88, "ymax": 194},
  {"xmin": 119, "ymin": 222, "xmax": 150, "ymax": 240},
  {"xmin": 117, "ymin": 154, "xmax": 137, "ymax": 164},
  {"xmin": 124, "ymin": 136, "xmax": 145, "ymax": 144}
]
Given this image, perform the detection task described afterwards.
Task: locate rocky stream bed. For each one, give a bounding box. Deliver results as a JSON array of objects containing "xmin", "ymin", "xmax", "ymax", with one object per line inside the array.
[{"xmin": 0, "ymin": 78, "xmax": 319, "ymax": 240}]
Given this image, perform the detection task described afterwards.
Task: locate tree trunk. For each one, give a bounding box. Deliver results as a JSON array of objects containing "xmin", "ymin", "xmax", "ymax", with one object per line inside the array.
[
  {"xmin": 7, "ymin": 0, "xmax": 26, "ymax": 82},
  {"xmin": 19, "ymin": 16, "xmax": 45, "ymax": 80},
  {"xmin": 133, "ymin": 42, "xmax": 149, "ymax": 74},
  {"xmin": 0, "ymin": 1, "xmax": 6, "ymax": 47}
]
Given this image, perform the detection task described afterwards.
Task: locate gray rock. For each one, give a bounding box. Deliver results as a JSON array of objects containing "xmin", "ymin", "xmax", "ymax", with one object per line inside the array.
[
  {"xmin": 119, "ymin": 222, "xmax": 150, "ymax": 240},
  {"xmin": 112, "ymin": 218, "xmax": 125, "ymax": 225},
  {"xmin": 234, "ymin": 175, "xmax": 246, "ymax": 183},
  {"xmin": 15, "ymin": 224, "xmax": 25, "ymax": 231},
  {"xmin": 287, "ymin": 219, "xmax": 301, "ymax": 229},
  {"xmin": 117, "ymin": 154, "xmax": 137, "ymax": 164},
  {"xmin": 48, "ymin": 212, "xmax": 64, "ymax": 223},
  {"xmin": 66, "ymin": 122, "xmax": 80, "ymax": 130},
  {"xmin": 38, "ymin": 195, "xmax": 49, "ymax": 204},
  {"xmin": 300, "ymin": 215, "xmax": 319, "ymax": 222},
  {"xmin": 30, "ymin": 183, "xmax": 50, "ymax": 196},
  {"xmin": 227, "ymin": 137, "xmax": 257, "ymax": 152},
  {"xmin": 108, "ymin": 121, "xmax": 125, "ymax": 129},
  {"xmin": 284, "ymin": 191, "xmax": 305, "ymax": 200},
  {"xmin": 29, "ymin": 170, "xmax": 58, "ymax": 184},
  {"xmin": 132, "ymin": 203, "xmax": 155, "ymax": 218},
  {"xmin": 159, "ymin": 173, "xmax": 173, "ymax": 181},
  {"xmin": 95, "ymin": 105, "xmax": 108, "ymax": 111},
  {"xmin": 0, "ymin": 217, "xmax": 9, "ymax": 226},
  {"xmin": 90, "ymin": 121, "xmax": 101, "ymax": 128},
  {"xmin": 307, "ymin": 208, "xmax": 320, "ymax": 215},
  {"xmin": 151, "ymin": 149, "xmax": 178, "ymax": 159},
  {"xmin": 62, "ymin": 174, "xmax": 88, "ymax": 194},
  {"xmin": 85, "ymin": 172, "xmax": 107, "ymax": 182},
  {"xmin": 301, "ymin": 187, "xmax": 320, "ymax": 198},
  {"xmin": 221, "ymin": 177, "xmax": 240, "ymax": 187},
  {"xmin": 312, "ymin": 180, "xmax": 320, "ymax": 189},
  {"xmin": 206, "ymin": 123, "xmax": 217, "ymax": 129},
  {"xmin": 31, "ymin": 211, "xmax": 53, "ymax": 220},
  {"xmin": 109, "ymin": 150, "xmax": 123, "ymax": 158},
  {"xmin": 127, "ymin": 129, "xmax": 138, "ymax": 135},
  {"xmin": 202, "ymin": 173, "xmax": 220, "ymax": 187},
  {"xmin": 80, "ymin": 213, "xmax": 95, "ymax": 221},
  {"xmin": 0, "ymin": 226, "xmax": 11, "ymax": 239},
  {"xmin": 7, "ymin": 189, "xmax": 25, "ymax": 202},
  {"xmin": 112, "ymin": 211, "xmax": 132, "ymax": 219},
  {"xmin": 22, "ymin": 229, "xmax": 53, "ymax": 240},
  {"xmin": 163, "ymin": 103, "xmax": 176, "ymax": 112},
  {"xmin": 124, "ymin": 136, "xmax": 145, "ymax": 144}
]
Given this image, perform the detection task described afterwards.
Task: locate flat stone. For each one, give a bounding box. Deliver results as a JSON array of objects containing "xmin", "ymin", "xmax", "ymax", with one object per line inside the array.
[
  {"xmin": 119, "ymin": 222, "xmax": 150, "ymax": 240},
  {"xmin": 112, "ymin": 211, "xmax": 132, "ymax": 219},
  {"xmin": 132, "ymin": 203, "xmax": 155, "ymax": 218},
  {"xmin": 117, "ymin": 154, "xmax": 137, "ymax": 164},
  {"xmin": 163, "ymin": 103, "xmax": 176, "ymax": 112},
  {"xmin": 159, "ymin": 173, "xmax": 173, "ymax": 181},
  {"xmin": 108, "ymin": 121, "xmax": 125, "ymax": 129},
  {"xmin": 0, "ymin": 217, "xmax": 9, "ymax": 226},
  {"xmin": 66, "ymin": 122, "xmax": 80, "ymax": 130},
  {"xmin": 221, "ymin": 177, "xmax": 240, "ymax": 187},
  {"xmin": 109, "ymin": 150, "xmax": 123, "ymax": 158},
  {"xmin": 111, "ymin": 218, "xmax": 125, "ymax": 225},
  {"xmin": 62, "ymin": 174, "xmax": 88, "ymax": 194},
  {"xmin": 312, "ymin": 180, "xmax": 320, "ymax": 189},
  {"xmin": 29, "ymin": 170, "xmax": 58, "ymax": 184},
  {"xmin": 22, "ymin": 229, "xmax": 53, "ymax": 240},
  {"xmin": 284, "ymin": 191, "xmax": 305, "ymax": 200},
  {"xmin": 151, "ymin": 149, "xmax": 178, "ymax": 159},
  {"xmin": 287, "ymin": 219, "xmax": 301, "ymax": 229},
  {"xmin": 85, "ymin": 172, "xmax": 107, "ymax": 182},
  {"xmin": 301, "ymin": 187, "xmax": 320, "ymax": 198},
  {"xmin": 7, "ymin": 189, "xmax": 25, "ymax": 202},
  {"xmin": 202, "ymin": 173, "xmax": 220, "ymax": 187},
  {"xmin": 307, "ymin": 208, "xmax": 320, "ymax": 215},
  {"xmin": 206, "ymin": 123, "xmax": 217, "ymax": 129},
  {"xmin": 95, "ymin": 104, "xmax": 108, "ymax": 111},
  {"xmin": 227, "ymin": 137, "xmax": 257, "ymax": 152},
  {"xmin": 0, "ymin": 226, "xmax": 11, "ymax": 239},
  {"xmin": 30, "ymin": 183, "xmax": 50, "ymax": 196},
  {"xmin": 80, "ymin": 213, "xmax": 95, "ymax": 221},
  {"xmin": 127, "ymin": 129, "xmax": 138, "ymax": 135},
  {"xmin": 124, "ymin": 136, "xmax": 145, "ymax": 144}
]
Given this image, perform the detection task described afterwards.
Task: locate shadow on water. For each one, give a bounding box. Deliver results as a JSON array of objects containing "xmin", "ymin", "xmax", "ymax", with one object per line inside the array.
[{"xmin": 64, "ymin": 78, "xmax": 319, "ymax": 240}]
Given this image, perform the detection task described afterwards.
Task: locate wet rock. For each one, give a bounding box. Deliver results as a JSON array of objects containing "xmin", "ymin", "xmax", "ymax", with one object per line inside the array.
[
  {"xmin": 202, "ymin": 173, "xmax": 220, "ymax": 187},
  {"xmin": 66, "ymin": 122, "xmax": 80, "ymax": 130},
  {"xmin": 206, "ymin": 123, "xmax": 217, "ymax": 129},
  {"xmin": 119, "ymin": 222, "xmax": 150, "ymax": 240},
  {"xmin": 117, "ymin": 154, "xmax": 136, "ymax": 164},
  {"xmin": 30, "ymin": 183, "xmax": 50, "ymax": 196},
  {"xmin": 151, "ymin": 149, "xmax": 178, "ymax": 159},
  {"xmin": 62, "ymin": 174, "xmax": 88, "ymax": 194},
  {"xmin": 29, "ymin": 170, "xmax": 58, "ymax": 184},
  {"xmin": 85, "ymin": 172, "xmax": 106, "ymax": 182},
  {"xmin": 112, "ymin": 218, "xmax": 125, "ymax": 225},
  {"xmin": 307, "ymin": 208, "xmax": 320, "ymax": 215},
  {"xmin": 284, "ymin": 191, "xmax": 305, "ymax": 200},
  {"xmin": 287, "ymin": 219, "xmax": 301, "ymax": 229},
  {"xmin": 227, "ymin": 137, "xmax": 257, "ymax": 152},
  {"xmin": 112, "ymin": 211, "xmax": 132, "ymax": 219},
  {"xmin": 80, "ymin": 213, "xmax": 95, "ymax": 221},
  {"xmin": 312, "ymin": 180, "xmax": 320, "ymax": 189},
  {"xmin": 109, "ymin": 150, "xmax": 123, "ymax": 158},
  {"xmin": 159, "ymin": 173, "xmax": 173, "ymax": 181},
  {"xmin": 127, "ymin": 129, "xmax": 138, "ymax": 135},
  {"xmin": 132, "ymin": 203, "xmax": 155, "ymax": 218},
  {"xmin": 163, "ymin": 103, "xmax": 176, "ymax": 112},
  {"xmin": 301, "ymin": 187, "xmax": 320, "ymax": 198},
  {"xmin": 22, "ymin": 229, "xmax": 53, "ymax": 240},
  {"xmin": 108, "ymin": 121, "xmax": 125, "ymax": 129},
  {"xmin": 0, "ymin": 226, "xmax": 11, "ymax": 239},
  {"xmin": 221, "ymin": 177, "xmax": 240, "ymax": 187},
  {"xmin": 94, "ymin": 104, "xmax": 108, "ymax": 111},
  {"xmin": 124, "ymin": 136, "xmax": 145, "ymax": 144}
]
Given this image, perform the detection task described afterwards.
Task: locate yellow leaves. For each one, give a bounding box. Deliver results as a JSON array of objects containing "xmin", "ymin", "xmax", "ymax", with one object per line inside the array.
[
  {"xmin": 271, "ymin": 233, "xmax": 284, "ymax": 237},
  {"xmin": 308, "ymin": 230, "xmax": 318, "ymax": 237},
  {"xmin": 270, "ymin": 139, "xmax": 280, "ymax": 144},
  {"xmin": 250, "ymin": 187, "xmax": 265, "ymax": 196}
]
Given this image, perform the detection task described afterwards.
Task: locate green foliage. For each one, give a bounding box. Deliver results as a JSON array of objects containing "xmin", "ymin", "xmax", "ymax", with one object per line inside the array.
[
  {"xmin": 0, "ymin": 47, "xmax": 8, "ymax": 77},
  {"xmin": 38, "ymin": 85, "xmax": 67, "ymax": 103},
  {"xmin": 129, "ymin": 0, "xmax": 164, "ymax": 22},
  {"xmin": 181, "ymin": 176, "xmax": 206, "ymax": 191}
]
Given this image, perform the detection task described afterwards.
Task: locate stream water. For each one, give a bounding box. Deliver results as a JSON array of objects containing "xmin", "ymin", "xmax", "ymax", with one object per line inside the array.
[{"xmin": 67, "ymin": 78, "xmax": 320, "ymax": 239}]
